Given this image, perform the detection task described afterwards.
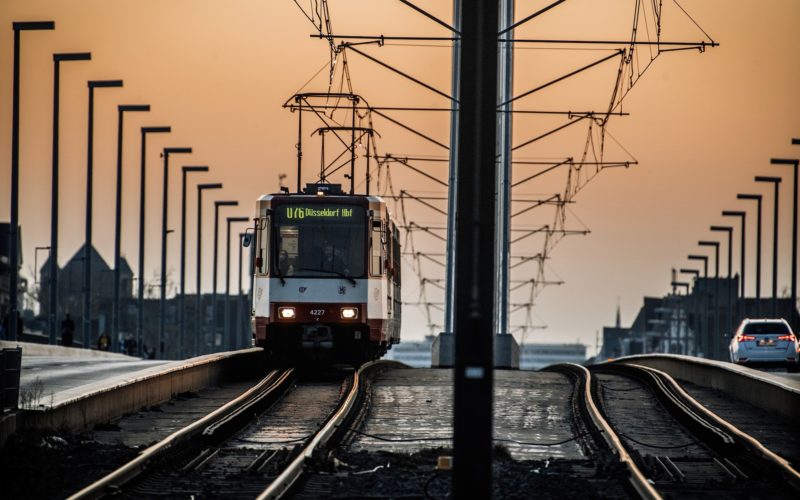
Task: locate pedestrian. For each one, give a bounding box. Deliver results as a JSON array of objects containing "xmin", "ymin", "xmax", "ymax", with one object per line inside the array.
[
  {"xmin": 3, "ymin": 310, "xmax": 22, "ymax": 341},
  {"xmin": 97, "ymin": 330, "xmax": 111, "ymax": 351},
  {"xmin": 123, "ymin": 334, "xmax": 137, "ymax": 356},
  {"xmin": 61, "ymin": 313, "xmax": 75, "ymax": 347},
  {"xmin": 0, "ymin": 309, "xmax": 7, "ymax": 340}
]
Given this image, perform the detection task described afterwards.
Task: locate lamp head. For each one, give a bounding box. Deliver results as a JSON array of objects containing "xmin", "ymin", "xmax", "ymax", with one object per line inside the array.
[
  {"xmin": 54, "ymin": 52, "xmax": 91, "ymax": 62},
  {"xmin": 89, "ymin": 79, "xmax": 123, "ymax": 88}
]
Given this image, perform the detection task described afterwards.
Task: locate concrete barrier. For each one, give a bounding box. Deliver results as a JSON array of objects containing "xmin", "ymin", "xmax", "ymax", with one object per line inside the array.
[
  {"xmin": 611, "ymin": 354, "xmax": 800, "ymax": 420},
  {"xmin": 0, "ymin": 340, "xmax": 134, "ymax": 360},
  {"xmin": 1, "ymin": 348, "xmax": 265, "ymax": 446}
]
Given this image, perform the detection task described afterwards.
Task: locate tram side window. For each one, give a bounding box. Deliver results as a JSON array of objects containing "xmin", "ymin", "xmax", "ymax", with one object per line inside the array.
[
  {"xmin": 371, "ymin": 220, "xmax": 384, "ymax": 276},
  {"xmin": 277, "ymin": 226, "xmax": 299, "ymax": 275},
  {"xmin": 392, "ymin": 224, "xmax": 401, "ymax": 284},
  {"xmin": 257, "ymin": 216, "xmax": 269, "ymax": 275}
]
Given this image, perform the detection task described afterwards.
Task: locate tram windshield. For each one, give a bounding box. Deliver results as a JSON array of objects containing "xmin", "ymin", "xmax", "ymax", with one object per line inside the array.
[{"xmin": 273, "ymin": 203, "xmax": 366, "ymax": 278}]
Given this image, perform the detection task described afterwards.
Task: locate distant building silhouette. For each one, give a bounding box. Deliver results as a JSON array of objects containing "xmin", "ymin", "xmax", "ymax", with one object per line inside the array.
[
  {"xmin": 38, "ymin": 244, "xmax": 133, "ymax": 345},
  {"xmin": 601, "ymin": 275, "xmax": 800, "ymax": 361}
]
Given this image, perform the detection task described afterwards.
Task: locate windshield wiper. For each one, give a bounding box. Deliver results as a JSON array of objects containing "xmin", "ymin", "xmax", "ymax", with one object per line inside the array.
[
  {"xmin": 298, "ymin": 267, "xmax": 357, "ymax": 286},
  {"xmin": 273, "ymin": 264, "xmax": 286, "ymax": 286}
]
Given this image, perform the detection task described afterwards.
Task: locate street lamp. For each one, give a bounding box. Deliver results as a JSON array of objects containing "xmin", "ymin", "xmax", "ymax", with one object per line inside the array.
[
  {"xmin": 138, "ymin": 126, "xmax": 171, "ymax": 356},
  {"xmin": 196, "ymin": 183, "xmax": 223, "ymax": 356},
  {"xmin": 755, "ymin": 176, "xmax": 782, "ymax": 318},
  {"xmin": 179, "ymin": 166, "xmax": 209, "ymax": 358},
  {"xmin": 113, "ymin": 104, "xmax": 150, "ymax": 353},
  {"xmin": 711, "ymin": 225, "xmax": 734, "ymax": 337},
  {"xmin": 212, "ymin": 201, "xmax": 239, "ymax": 351},
  {"xmin": 50, "ymin": 52, "xmax": 91, "ymax": 345},
  {"xmin": 771, "ymin": 157, "xmax": 798, "ymax": 329},
  {"xmin": 688, "ymin": 254, "xmax": 709, "ymax": 356},
  {"xmin": 721, "ymin": 211, "xmax": 746, "ymax": 300},
  {"xmin": 679, "ymin": 268, "xmax": 701, "ymax": 355},
  {"xmin": 9, "ymin": 21, "xmax": 55, "ymax": 343},
  {"xmin": 670, "ymin": 282, "xmax": 690, "ymax": 354},
  {"xmin": 698, "ymin": 240, "xmax": 720, "ymax": 359},
  {"xmin": 737, "ymin": 193, "xmax": 763, "ymax": 317},
  {"xmin": 159, "ymin": 147, "xmax": 193, "ymax": 358},
  {"xmin": 238, "ymin": 232, "xmax": 247, "ymax": 350},
  {"xmin": 84, "ymin": 79, "xmax": 123, "ymax": 349},
  {"xmin": 225, "ymin": 216, "xmax": 249, "ymax": 351}
]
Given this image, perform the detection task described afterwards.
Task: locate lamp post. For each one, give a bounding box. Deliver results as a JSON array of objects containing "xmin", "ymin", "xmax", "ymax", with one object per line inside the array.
[
  {"xmin": 698, "ymin": 240, "xmax": 720, "ymax": 359},
  {"xmin": 755, "ymin": 176, "xmax": 782, "ymax": 318},
  {"xmin": 679, "ymin": 268, "xmax": 701, "ymax": 355},
  {"xmin": 225, "ymin": 217, "xmax": 249, "ymax": 351},
  {"xmin": 50, "ymin": 52, "xmax": 91, "ymax": 345},
  {"xmin": 179, "ymin": 166, "xmax": 209, "ymax": 358},
  {"xmin": 238, "ymin": 232, "xmax": 246, "ymax": 350},
  {"xmin": 138, "ymin": 126, "xmax": 171, "ymax": 356},
  {"xmin": 84, "ymin": 79, "xmax": 123, "ymax": 349},
  {"xmin": 771, "ymin": 157, "xmax": 798, "ymax": 329},
  {"xmin": 722, "ymin": 211, "xmax": 746, "ymax": 301},
  {"xmin": 212, "ymin": 201, "xmax": 239, "ymax": 351},
  {"xmin": 159, "ymin": 147, "xmax": 192, "ymax": 358},
  {"xmin": 711, "ymin": 226, "xmax": 734, "ymax": 338},
  {"xmin": 738, "ymin": 193, "xmax": 763, "ymax": 317},
  {"xmin": 196, "ymin": 183, "xmax": 223, "ymax": 356},
  {"xmin": 688, "ymin": 255, "xmax": 709, "ymax": 356},
  {"xmin": 113, "ymin": 105, "xmax": 150, "ymax": 353},
  {"xmin": 670, "ymin": 281, "xmax": 690, "ymax": 354},
  {"xmin": 9, "ymin": 21, "xmax": 55, "ymax": 342}
]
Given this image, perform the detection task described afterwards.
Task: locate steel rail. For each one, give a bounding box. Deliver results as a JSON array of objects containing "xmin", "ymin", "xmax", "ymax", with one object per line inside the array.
[
  {"xmin": 68, "ymin": 369, "xmax": 294, "ymax": 500},
  {"xmin": 550, "ymin": 363, "xmax": 661, "ymax": 499},
  {"xmin": 257, "ymin": 361, "xmax": 379, "ymax": 500},
  {"xmin": 624, "ymin": 363, "xmax": 800, "ymax": 491}
]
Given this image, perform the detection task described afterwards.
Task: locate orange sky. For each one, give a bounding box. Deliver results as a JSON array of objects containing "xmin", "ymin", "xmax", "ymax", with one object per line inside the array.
[{"xmin": 1, "ymin": 1, "xmax": 798, "ymax": 350}]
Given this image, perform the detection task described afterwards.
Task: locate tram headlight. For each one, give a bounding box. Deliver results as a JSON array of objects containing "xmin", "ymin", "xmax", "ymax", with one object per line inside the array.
[
  {"xmin": 340, "ymin": 307, "xmax": 358, "ymax": 319},
  {"xmin": 278, "ymin": 307, "xmax": 296, "ymax": 319}
]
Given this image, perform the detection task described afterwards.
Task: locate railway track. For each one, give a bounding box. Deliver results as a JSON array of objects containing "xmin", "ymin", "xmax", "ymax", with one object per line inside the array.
[
  {"xmin": 68, "ymin": 361, "xmax": 385, "ymax": 499},
  {"xmin": 591, "ymin": 362, "xmax": 800, "ymax": 499},
  {"xmin": 545, "ymin": 363, "xmax": 660, "ymax": 499}
]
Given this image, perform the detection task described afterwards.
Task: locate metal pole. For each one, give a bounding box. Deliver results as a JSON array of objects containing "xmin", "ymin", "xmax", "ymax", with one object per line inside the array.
[
  {"xmin": 296, "ymin": 96, "xmax": 302, "ymax": 193},
  {"xmin": 738, "ymin": 194, "xmax": 763, "ymax": 317},
  {"xmin": 699, "ymin": 241, "xmax": 720, "ymax": 359},
  {"xmin": 196, "ymin": 183, "xmax": 223, "ymax": 355},
  {"xmin": 50, "ymin": 52, "xmax": 91, "ymax": 345},
  {"xmin": 350, "ymin": 97, "xmax": 356, "ymax": 195},
  {"xmin": 9, "ymin": 21, "xmax": 54, "ymax": 342},
  {"xmin": 443, "ymin": 0, "xmax": 462, "ymax": 336},
  {"xmin": 772, "ymin": 156, "xmax": 798, "ymax": 329},
  {"xmin": 688, "ymin": 255, "xmax": 708, "ymax": 356},
  {"xmin": 180, "ymin": 166, "xmax": 209, "ymax": 358},
  {"xmin": 238, "ymin": 232, "xmax": 245, "ymax": 349},
  {"xmin": 679, "ymin": 268, "xmax": 700, "ymax": 354},
  {"xmin": 755, "ymin": 176, "xmax": 782, "ymax": 317},
  {"xmin": 113, "ymin": 105, "xmax": 149, "ymax": 353},
  {"xmin": 226, "ymin": 217, "xmax": 248, "ymax": 351},
  {"xmin": 84, "ymin": 80, "xmax": 123, "ymax": 349},
  {"xmin": 212, "ymin": 201, "xmax": 238, "ymax": 351},
  {"xmin": 138, "ymin": 127, "xmax": 171, "ymax": 356},
  {"xmin": 711, "ymin": 226, "xmax": 733, "ymax": 337},
  {"xmin": 453, "ymin": 0, "xmax": 497, "ymax": 497},
  {"xmin": 722, "ymin": 210, "xmax": 746, "ymax": 318},
  {"xmin": 160, "ymin": 147, "xmax": 192, "ymax": 358},
  {"xmin": 495, "ymin": 0, "xmax": 513, "ymax": 338}
]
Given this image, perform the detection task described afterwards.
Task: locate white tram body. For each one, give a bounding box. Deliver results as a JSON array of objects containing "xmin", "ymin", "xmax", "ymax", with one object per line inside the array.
[{"xmin": 250, "ymin": 184, "xmax": 401, "ymax": 364}]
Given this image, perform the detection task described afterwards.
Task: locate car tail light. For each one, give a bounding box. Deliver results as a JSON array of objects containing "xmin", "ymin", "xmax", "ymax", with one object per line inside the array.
[
  {"xmin": 737, "ymin": 334, "xmax": 756, "ymax": 342},
  {"xmin": 777, "ymin": 334, "xmax": 796, "ymax": 341},
  {"xmin": 278, "ymin": 307, "xmax": 296, "ymax": 319}
]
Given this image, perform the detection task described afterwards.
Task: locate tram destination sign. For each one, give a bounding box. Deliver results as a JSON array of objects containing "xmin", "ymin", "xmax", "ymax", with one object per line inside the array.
[{"xmin": 283, "ymin": 205, "xmax": 356, "ymax": 220}]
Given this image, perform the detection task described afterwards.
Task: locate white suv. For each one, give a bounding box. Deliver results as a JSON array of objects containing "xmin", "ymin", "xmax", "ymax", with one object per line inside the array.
[{"xmin": 729, "ymin": 318, "xmax": 799, "ymax": 372}]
